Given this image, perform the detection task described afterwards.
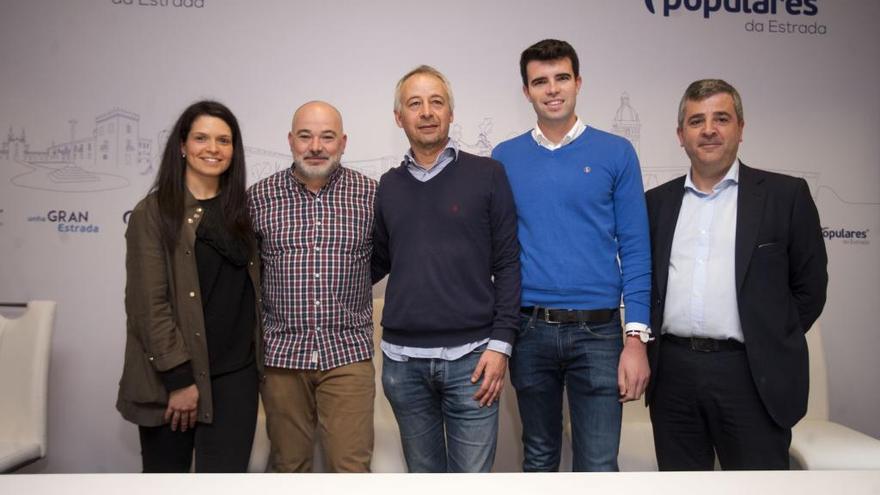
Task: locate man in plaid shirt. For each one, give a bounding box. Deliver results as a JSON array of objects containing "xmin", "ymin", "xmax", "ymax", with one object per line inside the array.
[{"xmin": 248, "ymin": 101, "xmax": 377, "ymax": 472}]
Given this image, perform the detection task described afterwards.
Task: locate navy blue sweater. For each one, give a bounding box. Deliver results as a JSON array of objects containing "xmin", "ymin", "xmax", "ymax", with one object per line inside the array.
[{"xmin": 372, "ymin": 151, "xmax": 521, "ymax": 348}]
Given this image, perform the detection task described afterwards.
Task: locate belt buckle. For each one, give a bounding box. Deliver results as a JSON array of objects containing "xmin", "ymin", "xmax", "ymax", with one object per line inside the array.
[
  {"xmin": 543, "ymin": 308, "xmax": 559, "ymax": 324},
  {"xmin": 690, "ymin": 337, "xmax": 718, "ymax": 352}
]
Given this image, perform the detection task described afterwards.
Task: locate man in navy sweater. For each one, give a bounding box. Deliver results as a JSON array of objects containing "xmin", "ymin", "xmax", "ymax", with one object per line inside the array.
[
  {"xmin": 491, "ymin": 39, "xmax": 652, "ymax": 472},
  {"xmin": 372, "ymin": 65, "xmax": 521, "ymax": 473}
]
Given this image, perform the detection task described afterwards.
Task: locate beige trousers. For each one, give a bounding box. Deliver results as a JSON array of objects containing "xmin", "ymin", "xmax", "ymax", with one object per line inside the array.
[{"xmin": 261, "ymin": 360, "xmax": 375, "ymax": 472}]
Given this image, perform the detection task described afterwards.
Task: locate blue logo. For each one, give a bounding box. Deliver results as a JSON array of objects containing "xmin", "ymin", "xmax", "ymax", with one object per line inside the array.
[
  {"xmin": 644, "ymin": 0, "xmax": 818, "ymax": 19},
  {"xmin": 28, "ymin": 209, "xmax": 101, "ymax": 234}
]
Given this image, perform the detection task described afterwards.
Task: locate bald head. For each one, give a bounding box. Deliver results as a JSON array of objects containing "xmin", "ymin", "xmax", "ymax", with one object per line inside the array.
[
  {"xmin": 288, "ymin": 100, "xmax": 347, "ymax": 190},
  {"xmin": 292, "ymin": 100, "xmax": 344, "ymax": 133}
]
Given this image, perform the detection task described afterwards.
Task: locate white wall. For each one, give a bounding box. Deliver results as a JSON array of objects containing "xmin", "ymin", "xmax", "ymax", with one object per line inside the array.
[{"xmin": 0, "ymin": 0, "xmax": 877, "ymax": 473}]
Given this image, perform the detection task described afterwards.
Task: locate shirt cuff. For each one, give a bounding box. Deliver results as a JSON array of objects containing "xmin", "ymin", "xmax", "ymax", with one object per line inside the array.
[
  {"xmin": 624, "ymin": 322, "xmax": 649, "ymax": 333},
  {"xmin": 158, "ymin": 361, "xmax": 195, "ymax": 393},
  {"xmin": 487, "ymin": 339, "xmax": 513, "ymax": 357}
]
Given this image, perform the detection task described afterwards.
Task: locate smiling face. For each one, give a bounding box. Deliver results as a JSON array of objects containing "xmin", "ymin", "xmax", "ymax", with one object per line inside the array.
[
  {"xmin": 288, "ymin": 101, "xmax": 347, "ymax": 185},
  {"xmin": 677, "ymin": 92, "xmax": 744, "ymax": 185},
  {"xmin": 181, "ymin": 115, "xmax": 233, "ymax": 191},
  {"xmin": 394, "ymin": 72, "xmax": 453, "ymax": 162},
  {"xmin": 523, "ymin": 57, "xmax": 581, "ymax": 130}
]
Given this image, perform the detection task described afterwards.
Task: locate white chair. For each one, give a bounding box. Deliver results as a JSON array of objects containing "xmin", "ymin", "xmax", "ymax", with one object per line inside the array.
[
  {"xmin": 247, "ymin": 399, "xmax": 270, "ymax": 472},
  {"xmin": 619, "ymin": 397, "xmax": 657, "ymax": 471},
  {"xmin": 790, "ymin": 321, "xmax": 880, "ymax": 469},
  {"xmin": 0, "ymin": 301, "xmax": 56, "ymax": 472},
  {"xmin": 619, "ymin": 320, "xmax": 880, "ymax": 471}
]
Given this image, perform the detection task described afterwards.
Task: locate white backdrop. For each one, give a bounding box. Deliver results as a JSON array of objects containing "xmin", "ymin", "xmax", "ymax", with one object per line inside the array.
[{"xmin": 0, "ymin": 0, "xmax": 877, "ymax": 473}]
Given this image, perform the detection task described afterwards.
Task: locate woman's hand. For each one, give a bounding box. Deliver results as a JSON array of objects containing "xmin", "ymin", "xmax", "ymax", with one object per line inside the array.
[{"xmin": 164, "ymin": 384, "xmax": 199, "ymax": 432}]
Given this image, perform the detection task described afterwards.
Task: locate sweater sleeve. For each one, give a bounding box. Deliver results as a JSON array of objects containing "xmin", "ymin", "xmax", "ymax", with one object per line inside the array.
[
  {"xmin": 488, "ymin": 163, "xmax": 522, "ymax": 345},
  {"xmin": 613, "ymin": 143, "xmax": 652, "ymax": 327},
  {"xmin": 371, "ymin": 177, "xmax": 391, "ymax": 284}
]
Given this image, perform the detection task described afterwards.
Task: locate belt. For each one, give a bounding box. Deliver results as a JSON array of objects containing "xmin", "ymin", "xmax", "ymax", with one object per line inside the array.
[
  {"xmin": 520, "ymin": 306, "xmax": 617, "ymax": 325},
  {"xmin": 663, "ymin": 334, "xmax": 744, "ymax": 352}
]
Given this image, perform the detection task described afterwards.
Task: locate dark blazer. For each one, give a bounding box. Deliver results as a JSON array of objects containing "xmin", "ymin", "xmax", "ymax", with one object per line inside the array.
[{"xmin": 645, "ymin": 163, "xmax": 827, "ymax": 428}]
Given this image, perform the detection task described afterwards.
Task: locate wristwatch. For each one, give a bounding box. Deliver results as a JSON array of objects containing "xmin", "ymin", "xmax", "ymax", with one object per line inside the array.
[{"xmin": 625, "ymin": 327, "xmax": 654, "ymax": 343}]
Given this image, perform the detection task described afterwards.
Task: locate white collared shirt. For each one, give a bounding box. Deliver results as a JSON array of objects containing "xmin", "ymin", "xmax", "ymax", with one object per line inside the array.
[
  {"xmin": 531, "ymin": 117, "xmax": 586, "ymax": 151},
  {"xmin": 663, "ymin": 160, "xmax": 744, "ymax": 342}
]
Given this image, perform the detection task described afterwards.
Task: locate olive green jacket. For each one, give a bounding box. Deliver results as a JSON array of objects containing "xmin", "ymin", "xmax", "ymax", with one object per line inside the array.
[{"xmin": 116, "ymin": 190, "xmax": 262, "ymax": 427}]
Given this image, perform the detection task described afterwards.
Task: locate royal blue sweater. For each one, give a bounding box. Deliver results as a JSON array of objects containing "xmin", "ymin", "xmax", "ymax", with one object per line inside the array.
[
  {"xmin": 372, "ymin": 151, "xmax": 521, "ymax": 347},
  {"xmin": 491, "ymin": 127, "xmax": 651, "ymax": 326}
]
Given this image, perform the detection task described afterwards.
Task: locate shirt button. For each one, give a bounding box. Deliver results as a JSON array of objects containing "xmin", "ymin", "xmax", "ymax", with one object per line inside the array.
[
  {"xmin": 195, "ymin": 332, "xmax": 201, "ymax": 337},
  {"xmin": 193, "ymin": 213, "xmax": 200, "ymax": 219},
  {"xmin": 185, "ymin": 249, "xmax": 191, "ymax": 255},
  {"xmin": 189, "ymin": 291, "xmax": 196, "ymax": 298},
  {"xmin": 315, "ymin": 247, "xmax": 321, "ymax": 252},
  {"xmin": 316, "ymin": 326, "xmax": 321, "ymax": 331},
  {"xmin": 187, "ymin": 218, "xmax": 194, "ymax": 224},
  {"xmin": 316, "ymin": 221, "xmax": 322, "ymax": 226},
  {"xmin": 314, "ymin": 273, "xmax": 320, "ymax": 278},
  {"xmin": 196, "ymin": 207, "xmax": 203, "ymax": 213},
  {"xmin": 314, "ymin": 300, "xmax": 321, "ymax": 306},
  {"xmin": 199, "ymin": 371, "xmax": 206, "ymax": 377}
]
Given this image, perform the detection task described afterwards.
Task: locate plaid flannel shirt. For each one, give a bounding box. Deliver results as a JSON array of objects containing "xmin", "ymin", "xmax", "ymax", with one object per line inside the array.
[{"xmin": 248, "ymin": 165, "xmax": 377, "ymax": 370}]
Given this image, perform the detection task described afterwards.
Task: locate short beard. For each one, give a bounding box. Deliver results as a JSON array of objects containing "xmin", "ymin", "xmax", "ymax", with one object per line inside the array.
[{"xmin": 293, "ymin": 159, "xmax": 340, "ymax": 183}]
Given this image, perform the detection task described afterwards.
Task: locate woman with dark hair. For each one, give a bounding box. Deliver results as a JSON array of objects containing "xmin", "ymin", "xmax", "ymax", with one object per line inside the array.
[{"xmin": 116, "ymin": 100, "xmax": 262, "ymax": 472}]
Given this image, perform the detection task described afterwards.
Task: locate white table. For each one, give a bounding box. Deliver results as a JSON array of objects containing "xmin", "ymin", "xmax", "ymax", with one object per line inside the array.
[{"xmin": 2, "ymin": 471, "xmax": 880, "ymax": 495}]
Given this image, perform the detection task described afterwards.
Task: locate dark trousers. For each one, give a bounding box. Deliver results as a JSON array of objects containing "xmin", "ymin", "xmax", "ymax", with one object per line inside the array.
[
  {"xmin": 139, "ymin": 362, "xmax": 259, "ymax": 473},
  {"xmin": 649, "ymin": 339, "xmax": 791, "ymax": 470}
]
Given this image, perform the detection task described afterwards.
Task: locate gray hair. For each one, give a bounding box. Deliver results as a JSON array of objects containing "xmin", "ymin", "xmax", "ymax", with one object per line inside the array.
[
  {"xmin": 393, "ymin": 65, "xmax": 455, "ymax": 113},
  {"xmin": 677, "ymin": 79, "xmax": 743, "ymax": 129}
]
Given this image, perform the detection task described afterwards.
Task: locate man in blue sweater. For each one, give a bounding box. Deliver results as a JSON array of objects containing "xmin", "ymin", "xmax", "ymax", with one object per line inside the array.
[
  {"xmin": 372, "ymin": 65, "xmax": 521, "ymax": 472},
  {"xmin": 491, "ymin": 39, "xmax": 652, "ymax": 472}
]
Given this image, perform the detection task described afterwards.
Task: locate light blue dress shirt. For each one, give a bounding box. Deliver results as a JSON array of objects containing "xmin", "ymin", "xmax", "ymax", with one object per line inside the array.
[{"xmin": 662, "ymin": 160, "xmax": 744, "ymax": 342}]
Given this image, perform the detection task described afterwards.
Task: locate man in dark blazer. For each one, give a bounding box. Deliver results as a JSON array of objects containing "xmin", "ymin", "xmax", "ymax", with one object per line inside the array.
[{"xmin": 645, "ymin": 79, "xmax": 828, "ymax": 470}]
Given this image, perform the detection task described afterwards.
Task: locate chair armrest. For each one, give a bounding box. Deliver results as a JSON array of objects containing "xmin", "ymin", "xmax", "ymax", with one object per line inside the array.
[{"xmin": 791, "ymin": 419, "xmax": 880, "ymax": 470}]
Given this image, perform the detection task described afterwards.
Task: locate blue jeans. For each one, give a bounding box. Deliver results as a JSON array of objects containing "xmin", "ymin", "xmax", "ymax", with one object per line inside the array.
[
  {"xmin": 381, "ymin": 346, "xmax": 498, "ymax": 472},
  {"xmin": 509, "ymin": 312, "xmax": 623, "ymax": 471}
]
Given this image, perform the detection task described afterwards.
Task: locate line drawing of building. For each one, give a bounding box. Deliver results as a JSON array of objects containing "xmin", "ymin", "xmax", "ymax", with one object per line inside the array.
[
  {"xmin": 453, "ymin": 118, "xmax": 495, "ymax": 157},
  {"xmin": 2, "ymin": 108, "xmax": 152, "ymax": 192},
  {"xmin": 612, "ymin": 92, "xmax": 640, "ymax": 156},
  {"xmin": 344, "ymin": 155, "xmax": 400, "ymax": 181}
]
